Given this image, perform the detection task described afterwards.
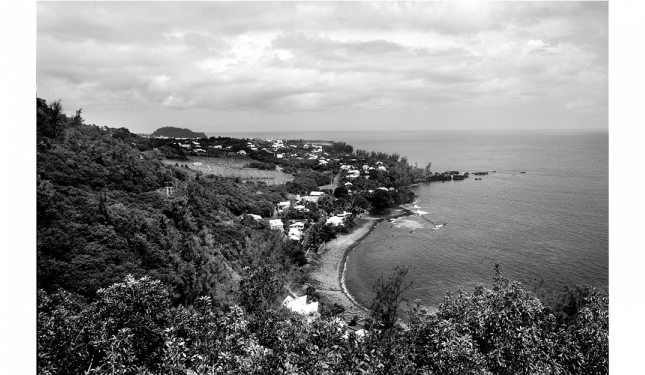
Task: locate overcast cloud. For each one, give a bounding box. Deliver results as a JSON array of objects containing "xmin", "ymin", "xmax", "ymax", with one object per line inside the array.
[{"xmin": 37, "ymin": 2, "xmax": 608, "ymax": 132}]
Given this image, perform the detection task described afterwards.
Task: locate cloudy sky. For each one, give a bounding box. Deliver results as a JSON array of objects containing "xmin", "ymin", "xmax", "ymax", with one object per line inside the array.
[{"xmin": 37, "ymin": 1, "xmax": 608, "ymax": 133}]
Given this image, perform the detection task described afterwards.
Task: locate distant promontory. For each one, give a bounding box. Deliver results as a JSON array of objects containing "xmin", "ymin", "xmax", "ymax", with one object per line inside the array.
[{"xmin": 150, "ymin": 126, "xmax": 207, "ymax": 138}]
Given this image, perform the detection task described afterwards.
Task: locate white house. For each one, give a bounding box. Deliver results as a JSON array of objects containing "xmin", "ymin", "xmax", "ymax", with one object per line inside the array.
[
  {"xmin": 213, "ymin": 145, "xmax": 222, "ymax": 149},
  {"xmin": 309, "ymin": 191, "xmax": 326, "ymax": 197},
  {"xmin": 246, "ymin": 214, "xmax": 262, "ymax": 221},
  {"xmin": 302, "ymin": 196, "xmax": 320, "ymax": 203},
  {"xmin": 288, "ymin": 228, "xmax": 303, "ymax": 241},
  {"xmin": 293, "ymin": 205, "xmax": 309, "ymax": 212},
  {"xmin": 326, "ymin": 216, "xmax": 344, "ymax": 226},
  {"xmin": 269, "ymin": 219, "xmax": 284, "ymax": 231},
  {"xmin": 277, "ymin": 201, "xmax": 291, "ymax": 212},
  {"xmin": 282, "ymin": 295, "xmax": 318, "ymax": 316},
  {"xmin": 289, "ymin": 221, "xmax": 305, "ymax": 231},
  {"xmin": 237, "ymin": 150, "xmax": 247, "ymax": 155},
  {"xmin": 334, "ymin": 211, "xmax": 349, "ymax": 218},
  {"xmin": 192, "ymin": 162, "xmax": 203, "ymax": 166}
]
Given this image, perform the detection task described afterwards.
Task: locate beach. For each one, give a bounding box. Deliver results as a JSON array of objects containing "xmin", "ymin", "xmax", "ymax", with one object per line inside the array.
[{"xmin": 309, "ymin": 209, "xmax": 413, "ymax": 316}]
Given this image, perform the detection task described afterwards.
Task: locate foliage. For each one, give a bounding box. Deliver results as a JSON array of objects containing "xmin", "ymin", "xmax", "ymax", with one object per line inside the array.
[
  {"xmin": 36, "ymin": 98, "xmax": 296, "ymax": 306},
  {"xmin": 369, "ymin": 265, "xmax": 413, "ymax": 330},
  {"xmin": 238, "ymin": 266, "xmax": 283, "ymax": 316},
  {"xmin": 38, "ymin": 267, "xmax": 608, "ymax": 374}
]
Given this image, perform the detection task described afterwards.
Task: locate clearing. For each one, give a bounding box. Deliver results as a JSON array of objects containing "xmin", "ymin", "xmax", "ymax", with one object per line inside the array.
[{"xmin": 163, "ymin": 156, "xmax": 293, "ymax": 185}]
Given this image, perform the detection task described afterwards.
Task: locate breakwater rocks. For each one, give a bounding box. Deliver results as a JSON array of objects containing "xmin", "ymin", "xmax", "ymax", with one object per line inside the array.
[{"xmin": 427, "ymin": 171, "xmax": 470, "ymax": 181}]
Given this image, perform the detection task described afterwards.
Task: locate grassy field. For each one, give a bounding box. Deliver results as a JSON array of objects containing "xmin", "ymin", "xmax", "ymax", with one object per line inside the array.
[{"xmin": 162, "ymin": 156, "xmax": 293, "ymax": 185}]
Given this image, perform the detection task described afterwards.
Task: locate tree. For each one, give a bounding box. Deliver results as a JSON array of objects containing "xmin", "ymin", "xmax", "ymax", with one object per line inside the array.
[
  {"xmin": 85, "ymin": 275, "xmax": 173, "ymax": 373},
  {"xmin": 369, "ymin": 265, "xmax": 413, "ymax": 330},
  {"xmin": 333, "ymin": 185, "xmax": 349, "ymax": 200},
  {"xmin": 239, "ymin": 266, "xmax": 283, "ymax": 315},
  {"xmin": 370, "ymin": 189, "xmax": 393, "ymax": 210}
]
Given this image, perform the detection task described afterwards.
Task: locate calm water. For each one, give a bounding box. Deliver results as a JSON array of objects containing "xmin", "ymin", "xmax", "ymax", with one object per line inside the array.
[{"xmin": 209, "ymin": 130, "xmax": 609, "ymax": 310}]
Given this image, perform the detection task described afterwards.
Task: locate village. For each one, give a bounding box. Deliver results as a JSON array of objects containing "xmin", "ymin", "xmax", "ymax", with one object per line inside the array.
[{"xmin": 144, "ymin": 132, "xmax": 479, "ymax": 323}]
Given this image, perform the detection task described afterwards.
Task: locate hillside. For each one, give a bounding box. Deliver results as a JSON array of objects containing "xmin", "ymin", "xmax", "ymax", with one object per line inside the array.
[{"xmin": 37, "ymin": 98, "xmax": 302, "ymax": 304}]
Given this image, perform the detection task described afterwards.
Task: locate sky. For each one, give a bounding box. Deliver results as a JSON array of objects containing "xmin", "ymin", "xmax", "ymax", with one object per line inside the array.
[{"xmin": 36, "ymin": 1, "xmax": 608, "ymax": 133}]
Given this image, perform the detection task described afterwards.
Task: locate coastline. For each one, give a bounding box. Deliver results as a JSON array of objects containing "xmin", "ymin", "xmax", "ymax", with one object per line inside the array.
[{"xmin": 309, "ymin": 207, "xmax": 414, "ymax": 316}]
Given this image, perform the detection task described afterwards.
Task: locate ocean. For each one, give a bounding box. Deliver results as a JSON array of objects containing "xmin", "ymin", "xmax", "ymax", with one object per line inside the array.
[{"xmin": 208, "ymin": 130, "xmax": 609, "ymax": 310}]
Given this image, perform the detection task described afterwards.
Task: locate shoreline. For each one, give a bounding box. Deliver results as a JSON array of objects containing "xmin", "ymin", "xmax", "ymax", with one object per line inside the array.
[{"xmin": 309, "ymin": 207, "xmax": 415, "ymax": 316}]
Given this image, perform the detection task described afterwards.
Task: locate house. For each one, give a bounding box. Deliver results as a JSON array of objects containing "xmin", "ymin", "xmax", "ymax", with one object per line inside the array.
[
  {"xmin": 293, "ymin": 205, "xmax": 309, "ymax": 212},
  {"xmin": 288, "ymin": 228, "xmax": 303, "ymax": 241},
  {"xmin": 334, "ymin": 211, "xmax": 349, "ymax": 218},
  {"xmin": 194, "ymin": 148, "xmax": 206, "ymax": 153},
  {"xmin": 326, "ymin": 216, "xmax": 344, "ymax": 226},
  {"xmin": 277, "ymin": 201, "xmax": 291, "ymax": 212},
  {"xmin": 276, "ymin": 153, "xmax": 285, "ymax": 159},
  {"xmin": 309, "ymin": 191, "xmax": 325, "ymax": 197},
  {"xmin": 192, "ymin": 162, "xmax": 203, "ymax": 166},
  {"xmin": 282, "ymin": 295, "xmax": 318, "ymax": 316},
  {"xmin": 377, "ymin": 165, "xmax": 387, "ymax": 171},
  {"xmin": 348, "ymin": 170, "xmax": 361, "ymax": 176},
  {"xmin": 269, "ymin": 219, "xmax": 284, "ymax": 231},
  {"xmin": 302, "ymin": 196, "xmax": 320, "ymax": 203},
  {"xmin": 289, "ymin": 221, "xmax": 305, "ymax": 231},
  {"xmin": 237, "ymin": 150, "xmax": 247, "ymax": 155},
  {"xmin": 213, "ymin": 145, "xmax": 222, "ymax": 149}
]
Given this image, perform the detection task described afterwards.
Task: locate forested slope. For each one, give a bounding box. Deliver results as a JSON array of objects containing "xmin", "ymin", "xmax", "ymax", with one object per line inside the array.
[{"xmin": 37, "ymin": 98, "xmax": 301, "ymax": 304}]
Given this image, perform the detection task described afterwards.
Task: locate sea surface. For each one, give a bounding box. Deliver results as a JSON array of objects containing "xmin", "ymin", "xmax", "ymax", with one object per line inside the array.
[{"xmin": 209, "ymin": 130, "xmax": 609, "ymax": 310}]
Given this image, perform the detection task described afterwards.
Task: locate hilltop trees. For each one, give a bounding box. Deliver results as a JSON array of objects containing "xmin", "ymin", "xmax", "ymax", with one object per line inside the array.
[{"xmin": 38, "ymin": 267, "xmax": 608, "ymax": 374}]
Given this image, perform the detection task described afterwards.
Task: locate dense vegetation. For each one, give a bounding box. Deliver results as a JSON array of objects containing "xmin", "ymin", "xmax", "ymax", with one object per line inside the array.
[
  {"xmin": 37, "ymin": 98, "xmax": 302, "ymax": 305},
  {"xmin": 38, "ymin": 268, "xmax": 608, "ymax": 374},
  {"xmin": 37, "ymin": 98, "xmax": 608, "ymax": 374}
]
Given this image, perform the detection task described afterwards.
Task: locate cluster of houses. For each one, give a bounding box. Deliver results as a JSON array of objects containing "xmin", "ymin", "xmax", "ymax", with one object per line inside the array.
[
  {"xmin": 157, "ymin": 134, "xmax": 352, "ymax": 166},
  {"xmin": 241, "ymin": 189, "xmax": 352, "ymax": 242},
  {"xmin": 340, "ymin": 160, "xmax": 387, "ymax": 178}
]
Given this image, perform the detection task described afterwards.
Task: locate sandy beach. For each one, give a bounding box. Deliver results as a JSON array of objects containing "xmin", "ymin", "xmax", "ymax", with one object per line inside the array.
[
  {"xmin": 309, "ymin": 217, "xmax": 376, "ymax": 316},
  {"xmin": 309, "ymin": 208, "xmax": 413, "ymax": 317}
]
